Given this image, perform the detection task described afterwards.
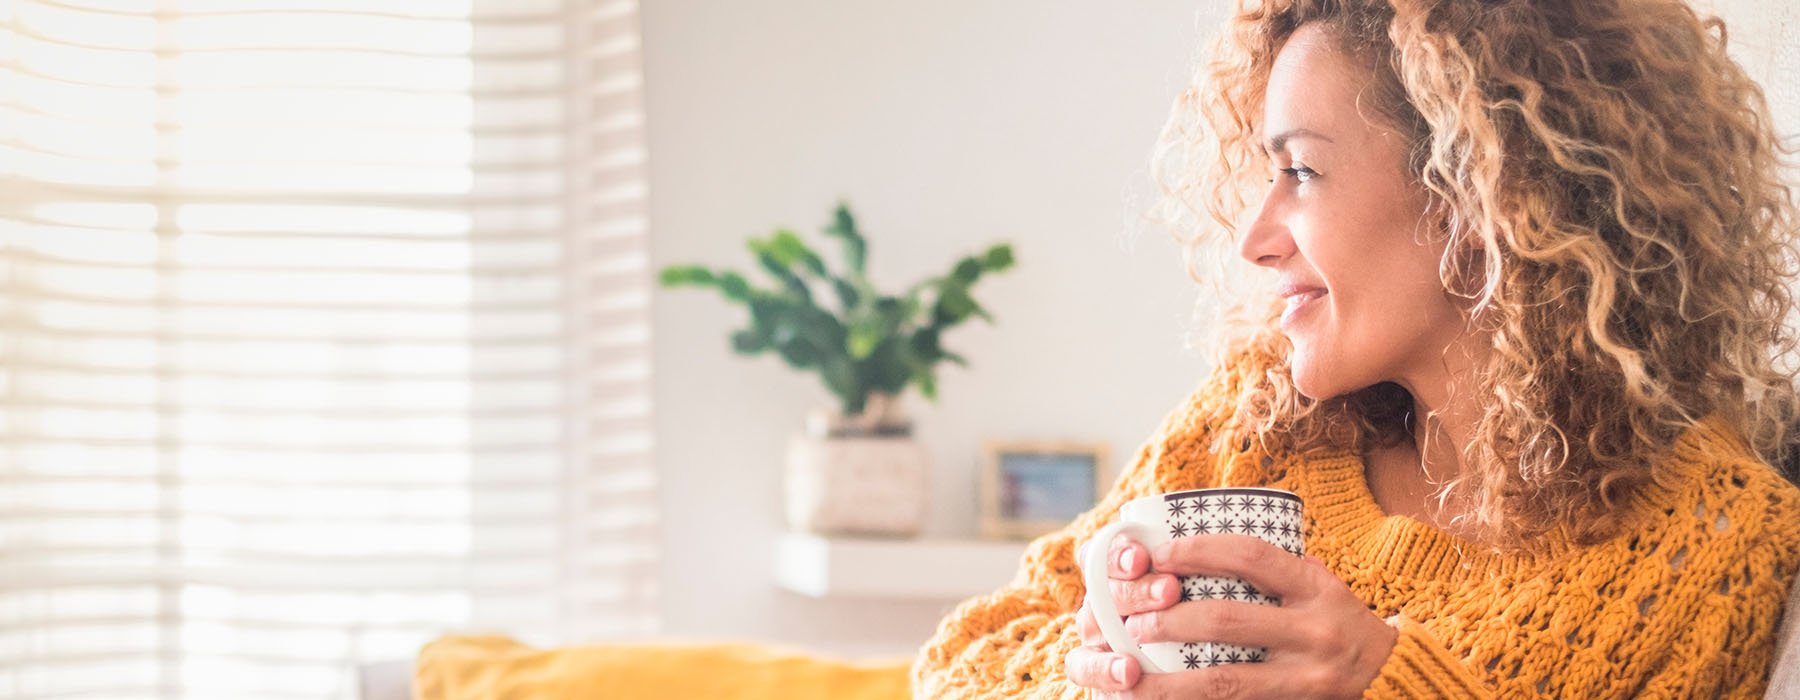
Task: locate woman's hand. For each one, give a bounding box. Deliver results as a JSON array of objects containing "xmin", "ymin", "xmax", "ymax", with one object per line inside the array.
[
  {"xmin": 1066, "ymin": 533, "xmax": 1398, "ymax": 699},
  {"xmin": 1067, "ymin": 533, "xmax": 1168, "ymax": 693}
]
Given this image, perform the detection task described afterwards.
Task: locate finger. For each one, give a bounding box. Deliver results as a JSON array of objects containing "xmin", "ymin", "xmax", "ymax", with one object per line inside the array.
[
  {"xmin": 1109, "ymin": 534, "xmax": 1152, "ymax": 579},
  {"xmin": 1075, "ymin": 605, "xmax": 1111, "ymax": 648},
  {"xmin": 1131, "ymin": 662, "xmax": 1299, "ymax": 700},
  {"xmin": 1108, "ymin": 572, "xmax": 1180, "ymax": 615},
  {"xmin": 1063, "ymin": 645, "xmax": 1139, "ymax": 692},
  {"xmin": 1150, "ymin": 534, "xmax": 1318, "ymax": 601},
  {"xmin": 1123, "ymin": 599, "xmax": 1305, "ymax": 649}
]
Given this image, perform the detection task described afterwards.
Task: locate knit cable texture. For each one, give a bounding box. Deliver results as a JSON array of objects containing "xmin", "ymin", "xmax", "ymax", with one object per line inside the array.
[{"xmin": 911, "ymin": 379, "xmax": 1800, "ymax": 699}]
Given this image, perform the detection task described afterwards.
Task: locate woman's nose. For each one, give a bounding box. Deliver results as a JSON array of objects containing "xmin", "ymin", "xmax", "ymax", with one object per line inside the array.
[{"xmin": 1237, "ymin": 189, "xmax": 1295, "ymax": 268}]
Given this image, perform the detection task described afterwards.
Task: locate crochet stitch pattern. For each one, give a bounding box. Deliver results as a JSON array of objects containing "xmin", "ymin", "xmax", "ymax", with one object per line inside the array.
[{"xmin": 912, "ymin": 370, "xmax": 1800, "ymax": 698}]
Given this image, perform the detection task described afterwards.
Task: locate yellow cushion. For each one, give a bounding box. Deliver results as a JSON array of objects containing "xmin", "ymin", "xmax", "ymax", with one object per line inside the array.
[{"xmin": 415, "ymin": 634, "xmax": 912, "ymax": 700}]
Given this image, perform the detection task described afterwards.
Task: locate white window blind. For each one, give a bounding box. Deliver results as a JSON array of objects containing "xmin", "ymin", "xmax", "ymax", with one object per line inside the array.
[{"xmin": 0, "ymin": 0, "xmax": 655, "ymax": 698}]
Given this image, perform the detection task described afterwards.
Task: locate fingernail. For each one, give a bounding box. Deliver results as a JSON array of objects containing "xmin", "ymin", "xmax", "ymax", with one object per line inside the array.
[
  {"xmin": 1151, "ymin": 577, "xmax": 1170, "ymax": 601},
  {"xmin": 1118, "ymin": 547, "xmax": 1134, "ymax": 573},
  {"xmin": 1110, "ymin": 657, "xmax": 1127, "ymax": 684}
]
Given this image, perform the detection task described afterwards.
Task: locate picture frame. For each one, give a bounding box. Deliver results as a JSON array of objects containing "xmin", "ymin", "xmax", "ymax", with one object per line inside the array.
[{"xmin": 979, "ymin": 440, "xmax": 1110, "ymax": 540}]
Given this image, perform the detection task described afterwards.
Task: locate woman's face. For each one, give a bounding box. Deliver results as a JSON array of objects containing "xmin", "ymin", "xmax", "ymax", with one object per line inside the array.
[{"xmin": 1237, "ymin": 23, "xmax": 1469, "ymax": 401}]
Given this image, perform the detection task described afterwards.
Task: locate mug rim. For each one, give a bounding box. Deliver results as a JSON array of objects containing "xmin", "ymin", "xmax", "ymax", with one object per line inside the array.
[{"xmin": 1157, "ymin": 486, "xmax": 1300, "ymax": 503}]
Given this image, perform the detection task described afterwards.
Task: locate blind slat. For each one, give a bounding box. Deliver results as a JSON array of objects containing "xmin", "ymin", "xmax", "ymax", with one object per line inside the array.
[
  {"xmin": 1, "ymin": 101, "xmax": 572, "ymax": 137},
  {"xmin": 4, "ymin": 59, "xmax": 570, "ymax": 96},
  {"xmin": 0, "ymin": 473, "xmax": 567, "ymax": 490},
  {"xmin": 9, "ymin": 25, "xmax": 567, "ymax": 62},
  {"xmin": 0, "ymin": 176, "xmax": 571, "ymax": 207},
  {"xmin": 0, "ymin": 398, "xmax": 565, "ymax": 418},
  {"xmin": 1, "ymin": 563, "xmax": 563, "ymax": 590},
  {"xmin": 27, "ymin": 0, "xmax": 562, "ymax": 22}
]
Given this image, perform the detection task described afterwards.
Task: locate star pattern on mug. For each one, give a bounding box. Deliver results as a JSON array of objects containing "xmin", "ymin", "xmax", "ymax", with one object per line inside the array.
[
  {"xmin": 1184, "ymin": 580, "xmax": 1219, "ymax": 601},
  {"xmin": 1164, "ymin": 493, "xmax": 1305, "ymax": 556},
  {"xmin": 1175, "ymin": 642, "xmax": 1269, "ymax": 669},
  {"xmin": 1158, "ymin": 492, "xmax": 1304, "ymax": 612},
  {"xmin": 1123, "ymin": 492, "xmax": 1297, "ymax": 673}
]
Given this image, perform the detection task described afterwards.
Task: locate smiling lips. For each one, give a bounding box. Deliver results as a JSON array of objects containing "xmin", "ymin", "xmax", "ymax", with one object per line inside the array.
[{"xmin": 1277, "ymin": 282, "xmax": 1327, "ymax": 325}]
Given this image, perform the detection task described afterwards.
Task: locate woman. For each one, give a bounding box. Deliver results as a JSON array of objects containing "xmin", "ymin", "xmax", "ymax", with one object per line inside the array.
[{"xmin": 914, "ymin": 0, "xmax": 1800, "ymax": 697}]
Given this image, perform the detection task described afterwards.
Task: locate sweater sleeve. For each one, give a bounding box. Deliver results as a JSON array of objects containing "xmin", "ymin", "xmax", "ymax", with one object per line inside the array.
[
  {"xmin": 1361, "ymin": 617, "xmax": 1495, "ymax": 699},
  {"xmin": 910, "ymin": 389, "xmax": 1221, "ymax": 699}
]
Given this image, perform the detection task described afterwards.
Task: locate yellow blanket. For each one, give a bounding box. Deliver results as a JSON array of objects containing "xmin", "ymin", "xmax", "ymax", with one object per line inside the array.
[{"xmin": 416, "ymin": 634, "xmax": 912, "ymax": 700}]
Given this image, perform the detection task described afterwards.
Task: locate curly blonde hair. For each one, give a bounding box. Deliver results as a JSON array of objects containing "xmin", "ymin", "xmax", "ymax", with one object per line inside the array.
[{"xmin": 1152, "ymin": 0, "xmax": 1800, "ymax": 546}]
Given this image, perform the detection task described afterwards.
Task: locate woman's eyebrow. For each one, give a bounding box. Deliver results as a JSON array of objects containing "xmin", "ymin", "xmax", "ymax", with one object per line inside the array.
[{"xmin": 1265, "ymin": 127, "xmax": 1334, "ymax": 153}]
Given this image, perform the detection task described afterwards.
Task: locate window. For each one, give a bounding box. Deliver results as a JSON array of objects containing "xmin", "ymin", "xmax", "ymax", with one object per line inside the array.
[{"xmin": 0, "ymin": 1, "xmax": 654, "ymax": 697}]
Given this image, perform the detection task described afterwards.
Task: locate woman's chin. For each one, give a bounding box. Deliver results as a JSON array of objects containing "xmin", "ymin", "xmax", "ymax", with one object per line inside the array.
[
  {"xmin": 1288, "ymin": 355, "xmax": 1347, "ymax": 401},
  {"xmin": 1292, "ymin": 377, "xmax": 1335, "ymax": 401}
]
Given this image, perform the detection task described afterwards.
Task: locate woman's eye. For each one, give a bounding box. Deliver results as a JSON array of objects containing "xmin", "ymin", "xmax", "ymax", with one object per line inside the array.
[{"xmin": 1279, "ymin": 166, "xmax": 1318, "ymax": 183}]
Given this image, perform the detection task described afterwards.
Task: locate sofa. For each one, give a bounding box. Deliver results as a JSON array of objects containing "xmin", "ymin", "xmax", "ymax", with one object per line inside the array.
[{"xmin": 361, "ymin": 573, "xmax": 1800, "ymax": 699}]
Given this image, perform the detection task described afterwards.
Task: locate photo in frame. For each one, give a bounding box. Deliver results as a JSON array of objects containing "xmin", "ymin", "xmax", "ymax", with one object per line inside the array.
[{"xmin": 979, "ymin": 440, "xmax": 1110, "ymax": 540}]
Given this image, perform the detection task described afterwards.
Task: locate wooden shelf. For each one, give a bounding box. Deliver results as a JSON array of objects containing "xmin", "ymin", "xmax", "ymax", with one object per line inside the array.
[{"xmin": 774, "ymin": 533, "xmax": 1030, "ymax": 600}]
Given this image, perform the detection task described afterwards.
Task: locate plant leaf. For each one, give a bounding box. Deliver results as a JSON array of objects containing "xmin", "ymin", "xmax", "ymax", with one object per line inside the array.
[
  {"xmin": 731, "ymin": 328, "xmax": 769, "ymax": 354},
  {"xmin": 765, "ymin": 230, "xmax": 803, "ymax": 265},
  {"xmin": 823, "ymin": 202, "xmax": 868, "ymax": 275},
  {"xmin": 793, "ymin": 305, "xmax": 848, "ymax": 355},
  {"xmin": 909, "ymin": 327, "xmax": 941, "ymax": 360},
  {"xmin": 857, "ymin": 338, "xmax": 910, "ymax": 396},
  {"xmin": 848, "ymin": 315, "xmax": 885, "ymax": 360},
  {"xmin": 982, "ymin": 244, "xmax": 1015, "ymax": 271},
  {"xmin": 833, "ymin": 279, "xmax": 861, "ymax": 311},
  {"xmin": 719, "ymin": 272, "xmax": 752, "ymax": 302},
  {"xmin": 913, "ymin": 368, "xmax": 937, "ymax": 401},
  {"xmin": 659, "ymin": 265, "xmax": 715, "ymax": 287},
  {"xmin": 950, "ymin": 257, "xmax": 982, "ymax": 285},
  {"xmin": 769, "ymin": 229, "xmax": 830, "ymax": 278},
  {"xmin": 753, "ymin": 249, "xmax": 812, "ymax": 303},
  {"xmin": 821, "ymin": 356, "xmax": 863, "ymax": 413},
  {"xmin": 873, "ymin": 296, "xmax": 903, "ymax": 318},
  {"xmin": 776, "ymin": 337, "xmax": 819, "ymax": 369},
  {"xmin": 935, "ymin": 285, "xmax": 978, "ymax": 325}
]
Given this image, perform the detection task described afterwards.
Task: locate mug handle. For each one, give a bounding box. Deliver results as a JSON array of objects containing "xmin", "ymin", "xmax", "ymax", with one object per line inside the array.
[{"xmin": 1079, "ymin": 520, "xmax": 1164, "ymax": 673}]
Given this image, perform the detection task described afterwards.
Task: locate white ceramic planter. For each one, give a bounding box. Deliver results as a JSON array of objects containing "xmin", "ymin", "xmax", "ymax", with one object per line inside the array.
[{"xmin": 784, "ymin": 433, "xmax": 928, "ymax": 537}]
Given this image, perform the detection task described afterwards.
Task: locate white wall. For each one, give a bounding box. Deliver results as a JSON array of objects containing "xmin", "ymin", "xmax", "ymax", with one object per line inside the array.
[
  {"xmin": 639, "ymin": 0, "xmax": 1800, "ymax": 659},
  {"xmin": 641, "ymin": 2, "xmax": 1222, "ymax": 657}
]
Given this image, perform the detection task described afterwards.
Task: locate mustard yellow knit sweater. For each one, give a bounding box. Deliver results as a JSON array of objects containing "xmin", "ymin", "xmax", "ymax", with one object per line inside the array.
[{"xmin": 913, "ymin": 382, "xmax": 1800, "ymax": 698}]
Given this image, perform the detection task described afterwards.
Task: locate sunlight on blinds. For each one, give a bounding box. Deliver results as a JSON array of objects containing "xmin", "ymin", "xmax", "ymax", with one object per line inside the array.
[{"xmin": 0, "ymin": 0, "xmax": 654, "ymax": 698}]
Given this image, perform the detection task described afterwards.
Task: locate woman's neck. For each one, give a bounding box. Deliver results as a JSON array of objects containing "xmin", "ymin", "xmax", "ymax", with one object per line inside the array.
[
  {"xmin": 1364, "ymin": 420, "xmax": 1467, "ymax": 532},
  {"xmin": 1365, "ymin": 334, "xmax": 1491, "ymax": 536}
]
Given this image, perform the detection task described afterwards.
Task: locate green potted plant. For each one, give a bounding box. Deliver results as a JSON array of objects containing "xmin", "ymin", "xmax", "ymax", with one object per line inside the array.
[{"xmin": 660, "ymin": 202, "xmax": 1014, "ymax": 536}]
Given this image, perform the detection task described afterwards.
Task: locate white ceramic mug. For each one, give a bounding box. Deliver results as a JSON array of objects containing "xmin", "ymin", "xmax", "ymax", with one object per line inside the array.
[{"xmin": 1079, "ymin": 487, "xmax": 1305, "ymax": 672}]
